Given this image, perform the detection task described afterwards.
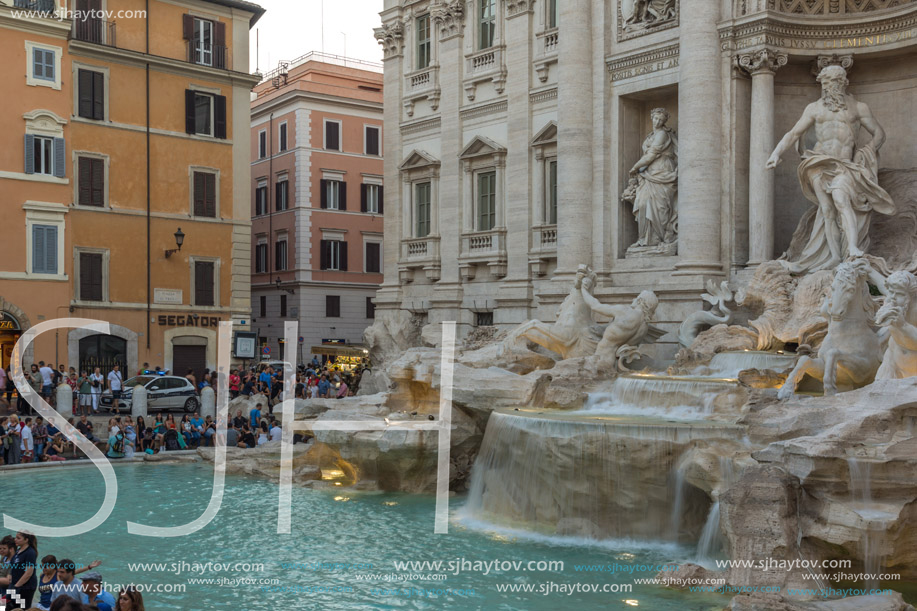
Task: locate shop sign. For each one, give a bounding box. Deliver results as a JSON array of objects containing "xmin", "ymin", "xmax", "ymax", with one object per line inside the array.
[
  {"xmin": 156, "ymin": 314, "xmax": 221, "ymax": 327},
  {"xmin": 0, "ymin": 311, "xmax": 21, "ymax": 331}
]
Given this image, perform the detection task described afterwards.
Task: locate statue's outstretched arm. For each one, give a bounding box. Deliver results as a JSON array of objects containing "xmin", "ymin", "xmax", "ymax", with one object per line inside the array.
[
  {"xmin": 767, "ymin": 105, "xmax": 815, "ymax": 168},
  {"xmin": 581, "ymin": 287, "xmax": 623, "ymax": 319}
]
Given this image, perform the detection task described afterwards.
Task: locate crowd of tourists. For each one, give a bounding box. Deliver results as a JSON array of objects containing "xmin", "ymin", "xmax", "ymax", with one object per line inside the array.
[
  {"xmin": 1, "ymin": 531, "xmax": 143, "ymax": 610},
  {"xmin": 0, "ymin": 356, "xmax": 365, "ymax": 466}
]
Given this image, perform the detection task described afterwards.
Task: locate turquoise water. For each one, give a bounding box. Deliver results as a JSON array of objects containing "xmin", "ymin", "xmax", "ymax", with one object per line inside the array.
[{"xmin": 1, "ymin": 463, "xmax": 730, "ymax": 610}]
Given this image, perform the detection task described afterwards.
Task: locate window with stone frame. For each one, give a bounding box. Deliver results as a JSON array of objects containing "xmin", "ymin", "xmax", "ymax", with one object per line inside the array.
[{"xmin": 479, "ymin": 0, "xmax": 496, "ymax": 49}]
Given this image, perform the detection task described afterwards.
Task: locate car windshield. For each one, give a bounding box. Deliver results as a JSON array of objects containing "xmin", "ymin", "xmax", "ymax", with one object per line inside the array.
[{"xmin": 124, "ymin": 376, "xmax": 157, "ymax": 388}]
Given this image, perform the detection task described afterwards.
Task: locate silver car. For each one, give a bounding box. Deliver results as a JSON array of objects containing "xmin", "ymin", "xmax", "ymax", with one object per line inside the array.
[{"xmin": 100, "ymin": 375, "xmax": 200, "ymax": 413}]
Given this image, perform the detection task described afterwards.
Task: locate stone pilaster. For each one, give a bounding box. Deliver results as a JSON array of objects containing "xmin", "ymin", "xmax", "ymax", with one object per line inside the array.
[
  {"xmin": 674, "ymin": 0, "xmax": 723, "ymax": 275},
  {"xmin": 737, "ymin": 48, "xmax": 787, "ymax": 265}
]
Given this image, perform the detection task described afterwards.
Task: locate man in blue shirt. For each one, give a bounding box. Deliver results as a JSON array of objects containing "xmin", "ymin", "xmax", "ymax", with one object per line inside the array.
[
  {"xmin": 317, "ymin": 375, "xmax": 331, "ymax": 399},
  {"xmin": 250, "ymin": 405, "xmax": 261, "ymax": 429},
  {"xmin": 80, "ymin": 572, "xmax": 115, "ymax": 611},
  {"xmin": 190, "ymin": 412, "xmax": 204, "ymax": 447}
]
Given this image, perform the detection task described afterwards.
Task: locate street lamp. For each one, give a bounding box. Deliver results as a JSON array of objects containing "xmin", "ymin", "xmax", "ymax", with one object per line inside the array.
[
  {"xmin": 275, "ymin": 276, "xmax": 294, "ymax": 295},
  {"xmin": 165, "ymin": 228, "xmax": 185, "ymax": 258}
]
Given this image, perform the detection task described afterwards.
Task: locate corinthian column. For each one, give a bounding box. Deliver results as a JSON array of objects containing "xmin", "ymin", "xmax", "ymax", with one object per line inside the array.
[
  {"xmin": 738, "ymin": 48, "xmax": 787, "ymax": 265},
  {"xmin": 674, "ymin": 0, "xmax": 723, "ymax": 275},
  {"xmin": 555, "ymin": 0, "xmax": 593, "ymax": 277}
]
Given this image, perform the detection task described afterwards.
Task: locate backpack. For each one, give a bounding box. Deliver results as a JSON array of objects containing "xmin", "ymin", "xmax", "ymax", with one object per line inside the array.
[
  {"xmin": 164, "ymin": 429, "xmax": 181, "ymax": 451},
  {"xmin": 112, "ymin": 434, "xmax": 125, "ymax": 454}
]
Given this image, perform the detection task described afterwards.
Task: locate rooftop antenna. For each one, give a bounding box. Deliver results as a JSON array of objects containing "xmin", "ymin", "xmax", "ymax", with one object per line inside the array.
[
  {"xmin": 321, "ymin": 0, "xmax": 325, "ymax": 53},
  {"xmin": 256, "ymin": 28, "xmax": 259, "ymax": 72}
]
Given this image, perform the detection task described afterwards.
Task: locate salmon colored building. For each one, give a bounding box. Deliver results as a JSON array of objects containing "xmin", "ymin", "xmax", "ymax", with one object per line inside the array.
[
  {"xmin": 250, "ymin": 53, "xmax": 384, "ymax": 361},
  {"xmin": 0, "ymin": 0, "xmax": 263, "ymax": 380}
]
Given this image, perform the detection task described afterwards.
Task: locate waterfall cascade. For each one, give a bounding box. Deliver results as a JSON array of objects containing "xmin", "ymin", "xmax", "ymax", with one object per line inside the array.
[
  {"xmin": 463, "ymin": 410, "xmax": 743, "ymax": 542},
  {"xmin": 707, "ymin": 351, "xmax": 798, "ymax": 378},
  {"xmin": 847, "ymin": 458, "xmax": 892, "ymax": 588},
  {"xmin": 581, "ymin": 373, "xmax": 739, "ymax": 421}
]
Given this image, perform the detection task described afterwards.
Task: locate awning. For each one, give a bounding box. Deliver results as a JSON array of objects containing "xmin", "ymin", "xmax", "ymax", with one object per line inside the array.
[{"xmin": 310, "ymin": 345, "xmax": 369, "ymax": 358}]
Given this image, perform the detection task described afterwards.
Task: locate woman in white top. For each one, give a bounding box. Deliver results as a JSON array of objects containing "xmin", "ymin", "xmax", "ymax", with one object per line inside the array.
[
  {"xmin": 257, "ymin": 420, "xmax": 269, "ymax": 446},
  {"xmin": 89, "ymin": 367, "xmax": 104, "ymax": 413}
]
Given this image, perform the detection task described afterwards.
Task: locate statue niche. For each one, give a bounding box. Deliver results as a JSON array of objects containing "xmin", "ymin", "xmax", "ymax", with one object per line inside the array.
[{"xmin": 622, "ymin": 107, "xmax": 678, "ymax": 257}]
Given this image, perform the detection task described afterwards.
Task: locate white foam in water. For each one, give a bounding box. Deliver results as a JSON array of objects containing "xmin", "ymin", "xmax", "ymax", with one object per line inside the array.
[{"xmin": 454, "ymin": 511, "xmax": 689, "ymax": 556}]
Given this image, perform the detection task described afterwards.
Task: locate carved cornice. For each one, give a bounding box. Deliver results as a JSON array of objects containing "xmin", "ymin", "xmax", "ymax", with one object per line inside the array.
[
  {"xmin": 459, "ymin": 99, "xmax": 508, "ymax": 121},
  {"xmin": 735, "ymin": 48, "xmax": 788, "ymax": 75},
  {"xmin": 719, "ymin": 8, "xmax": 917, "ymax": 54},
  {"xmin": 606, "ymin": 44, "xmax": 680, "ymax": 81},
  {"xmin": 505, "ymin": 0, "xmax": 535, "ymax": 18},
  {"xmin": 530, "ymin": 87, "xmax": 558, "ymax": 104},
  {"xmin": 431, "ymin": 0, "xmax": 465, "ymax": 39},
  {"xmin": 374, "ymin": 21, "xmax": 405, "ymax": 59},
  {"xmin": 400, "ymin": 116, "xmax": 442, "ymax": 136}
]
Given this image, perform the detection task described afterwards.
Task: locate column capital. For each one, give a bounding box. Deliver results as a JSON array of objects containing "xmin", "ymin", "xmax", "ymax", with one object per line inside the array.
[
  {"xmin": 811, "ymin": 53, "xmax": 853, "ymax": 76},
  {"xmin": 374, "ymin": 21, "xmax": 405, "ymax": 59},
  {"xmin": 735, "ymin": 48, "xmax": 787, "ymax": 76},
  {"xmin": 430, "ymin": 0, "xmax": 465, "ymax": 40}
]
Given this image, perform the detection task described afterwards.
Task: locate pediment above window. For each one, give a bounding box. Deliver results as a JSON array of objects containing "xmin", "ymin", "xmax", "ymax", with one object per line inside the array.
[
  {"xmin": 399, "ymin": 149, "xmax": 441, "ymax": 171},
  {"xmin": 458, "ymin": 135, "xmax": 506, "ymax": 160},
  {"xmin": 531, "ymin": 121, "xmax": 557, "ymax": 147}
]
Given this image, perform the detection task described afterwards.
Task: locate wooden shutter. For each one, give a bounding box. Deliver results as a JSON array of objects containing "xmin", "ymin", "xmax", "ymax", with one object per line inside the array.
[
  {"xmin": 214, "ymin": 95, "xmax": 227, "ymax": 139},
  {"xmin": 275, "ymin": 181, "xmax": 284, "ymax": 211},
  {"xmin": 366, "ymin": 127, "xmax": 379, "ymax": 155},
  {"xmin": 92, "ymin": 71, "xmax": 104, "ymax": 120},
  {"xmin": 182, "ymin": 13, "xmax": 194, "ymax": 39},
  {"xmin": 24, "ymin": 135, "xmax": 35, "ymax": 174},
  {"xmin": 33, "ymin": 226, "xmax": 46, "ymax": 273},
  {"xmin": 80, "ymin": 252, "xmax": 103, "ymax": 301},
  {"xmin": 193, "ymin": 172, "xmax": 205, "ymax": 216},
  {"xmin": 339, "ymin": 241, "xmax": 348, "ymax": 271},
  {"xmin": 366, "ymin": 243, "xmax": 380, "ymax": 273},
  {"xmin": 378, "ymin": 185, "xmax": 384, "ymax": 215},
  {"xmin": 205, "ymin": 173, "xmax": 216, "ymax": 217},
  {"xmin": 185, "ymin": 90, "xmax": 196, "ymax": 134},
  {"xmin": 91, "ymin": 158, "xmax": 104, "ymax": 206},
  {"xmin": 78, "ymin": 69, "xmax": 93, "ymax": 118},
  {"xmin": 319, "ymin": 240, "xmax": 329, "ymax": 270},
  {"xmin": 279, "ymin": 124, "xmax": 287, "ymax": 151},
  {"xmin": 195, "ymin": 261, "xmax": 215, "ymax": 306},
  {"xmin": 53, "ymin": 138, "xmax": 65, "ymax": 178},
  {"xmin": 360, "ymin": 184, "xmax": 367, "ymax": 212},
  {"xmin": 339, "ymin": 181, "xmax": 347, "ymax": 211},
  {"xmin": 213, "ymin": 22, "xmax": 226, "ymax": 69},
  {"xmin": 320, "ymin": 179, "xmax": 328, "ymax": 208},
  {"xmin": 78, "ymin": 158, "xmax": 92, "ymax": 205}
]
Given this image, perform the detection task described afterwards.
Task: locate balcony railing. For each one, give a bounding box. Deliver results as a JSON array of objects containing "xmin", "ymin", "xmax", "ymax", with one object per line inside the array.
[
  {"xmin": 186, "ymin": 41, "xmax": 229, "ymax": 70},
  {"xmin": 14, "ymin": 0, "xmax": 56, "ymax": 13},
  {"xmin": 463, "ymin": 45, "xmax": 507, "ymax": 99},
  {"xmin": 400, "ymin": 235, "xmax": 441, "ymax": 264},
  {"xmin": 73, "ymin": 18, "xmax": 116, "ymax": 46},
  {"xmin": 460, "ymin": 228, "xmax": 507, "ymax": 259}
]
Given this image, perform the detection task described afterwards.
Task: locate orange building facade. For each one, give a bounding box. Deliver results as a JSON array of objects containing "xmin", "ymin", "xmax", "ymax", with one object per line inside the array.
[
  {"xmin": 250, "ymin": 54, "xmax": 384, "ymax": 361},
  {"xmin": 0, "ymin": 0, "xmax": 263, "ymax": 379}
]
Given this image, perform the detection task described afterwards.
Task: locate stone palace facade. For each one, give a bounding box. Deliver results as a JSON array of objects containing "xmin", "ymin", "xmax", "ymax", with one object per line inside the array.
[{"xmin": 374, "ymin": 0, "xmax": 917, "ymax": 348}]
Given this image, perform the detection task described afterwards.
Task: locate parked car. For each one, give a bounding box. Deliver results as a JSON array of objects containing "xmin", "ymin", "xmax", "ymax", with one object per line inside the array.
[
  {"xmin": 100, "ymin": 375, "xmax": 200, "ymax": 413},
  {"xmin": 256, "ymin": 360, "xmax": 293, "ymax": 373}
]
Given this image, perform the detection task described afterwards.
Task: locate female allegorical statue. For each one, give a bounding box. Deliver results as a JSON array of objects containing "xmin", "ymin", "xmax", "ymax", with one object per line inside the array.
[{"xmin": 622, "ymin": 107, "xmax": 678, "ymax": 256}]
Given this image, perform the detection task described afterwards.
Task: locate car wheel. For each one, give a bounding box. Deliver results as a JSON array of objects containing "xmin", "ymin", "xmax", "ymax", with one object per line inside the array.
[{"xmin": 184, "ymin": 397, "xmax": 199, "ymax": 413}]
